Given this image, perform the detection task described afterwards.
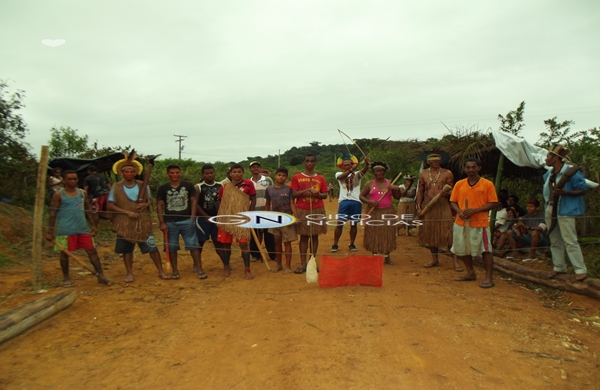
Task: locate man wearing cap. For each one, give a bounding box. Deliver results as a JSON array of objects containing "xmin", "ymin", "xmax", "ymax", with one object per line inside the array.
[
  {"xmin": 331, "ymin": 156, "xmax": 370, "ymax": 252},
  {"xmin": 544, "ymin": 145, "xmax": 588, "ymax": 281},
  {"xmin": 416, "ymin": 149, "xmax": 462, "ymax": 271},
  {"xmin": 83, "ymin": 165, "xmax": 111, "ymax": 224},
  {"xmin": 248, "ymin": 161, "xmax": 276, "ymax": 261}
]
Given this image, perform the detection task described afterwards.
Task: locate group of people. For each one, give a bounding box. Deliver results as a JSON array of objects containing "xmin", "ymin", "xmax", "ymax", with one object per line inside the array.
[{"xmin": 45, "ymin": 144, "xmax": 590, "ymax": 288}]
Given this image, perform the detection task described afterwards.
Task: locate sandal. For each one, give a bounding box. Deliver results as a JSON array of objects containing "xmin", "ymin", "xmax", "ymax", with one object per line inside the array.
[
  {"xmin": 198, "ymin": 271, "xmax": 208, "ymax": 280},
  {"xmin": 575, "ymin": 274, "xmax": 588, "ymax": 282},
  {"xmin": 548, "ymin": 271, "xmax": 566, "ymax": 279},
  {"xmin": 294, "ymin": 266, "xmax": 306, "ymax": 274},
  {"xmin": 171, "ymin": 272, "xmax": 180, "ymax": 280}
]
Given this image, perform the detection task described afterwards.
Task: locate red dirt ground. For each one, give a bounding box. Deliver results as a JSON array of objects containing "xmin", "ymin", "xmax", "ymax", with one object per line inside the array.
[{"xmin": 1, "ymin": 201, "xmax": 599, "ymax": 389}]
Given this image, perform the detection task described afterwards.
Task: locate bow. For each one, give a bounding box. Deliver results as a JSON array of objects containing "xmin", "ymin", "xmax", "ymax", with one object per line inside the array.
[{"xmin": 338, "ymin": 129, "xmax": 368, "ymax": 161}]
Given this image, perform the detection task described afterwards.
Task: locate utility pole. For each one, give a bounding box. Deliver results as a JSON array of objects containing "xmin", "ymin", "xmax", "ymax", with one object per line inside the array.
[{"xmin": 174, "ymin": 134, "xmax": 187, "ymax": 160}]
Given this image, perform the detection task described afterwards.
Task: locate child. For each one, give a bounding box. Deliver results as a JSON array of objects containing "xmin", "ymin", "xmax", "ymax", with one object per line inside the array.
[
  {"xmin": 290, "ymin": 153, "xmax": 328, "ymax": 274},
  {"xmin": 265, "ymin": 167, "xmax": 298, "ymax": 274},
  {"xmin": 216, "ymin": 163, "xmax": 256, "ymax": 279}
]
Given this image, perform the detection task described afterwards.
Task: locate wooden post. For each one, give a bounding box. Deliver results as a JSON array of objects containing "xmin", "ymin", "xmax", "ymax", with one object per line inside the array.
[
  {"xmin": 32, "ymin": 146, "xmax": 50, "ymax": 291},
  {"xmin": 490, "ymin": 153, "xmax": 506, "ymax": 232}
]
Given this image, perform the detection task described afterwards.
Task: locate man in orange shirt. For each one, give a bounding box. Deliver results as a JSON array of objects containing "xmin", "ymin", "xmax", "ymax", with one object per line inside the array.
[{"xmin": 450, "ymin": 158, "xmax": 499, "ymax": 288}]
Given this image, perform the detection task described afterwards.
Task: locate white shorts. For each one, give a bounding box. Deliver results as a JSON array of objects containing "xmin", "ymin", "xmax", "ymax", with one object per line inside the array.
[{"xmin": 451, "ymin": 224, "xmax": 492, "ymax": 257}]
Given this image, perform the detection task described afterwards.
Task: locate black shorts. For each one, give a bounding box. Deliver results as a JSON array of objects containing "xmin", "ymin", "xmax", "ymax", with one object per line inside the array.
[{"xmin": 114, "ymin": 234, "xmax": 158, "ymax": 254}]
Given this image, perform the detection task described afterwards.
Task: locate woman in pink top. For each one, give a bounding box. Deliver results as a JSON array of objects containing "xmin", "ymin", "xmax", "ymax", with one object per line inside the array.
[{"xmin": 359, "ymin": 161, "xmax": 403, "ymax": 264}]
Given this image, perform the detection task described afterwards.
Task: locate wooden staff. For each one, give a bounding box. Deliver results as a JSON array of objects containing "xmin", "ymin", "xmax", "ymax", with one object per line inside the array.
[
  {"xmin": 250, "ymin": 228, "xmax": 271, "ymax": 271},
  {"xmin": 163, "ymin": 230, "xmax": 172, "ymax": 274},
  {"xmin": 366, "ymin": 172, "xmax": 403, "ymax": 215},
  {"xmin": 464, "ymin": 199, "xmax": 471, "ymax": 256},
  {"xmin": 548, "ymin": 164, "xmax": 580, "ymax": 234},
  {"xmin": 417, "ymin": 184, "xmax": 453, "ymax": 218},
  {"xmin": 52, "ymin": 240, "xmax": 113, "ymax": 284},
  {"xmin": 138, "ymin": 155, "xmax": 160, "ymax": 203}
]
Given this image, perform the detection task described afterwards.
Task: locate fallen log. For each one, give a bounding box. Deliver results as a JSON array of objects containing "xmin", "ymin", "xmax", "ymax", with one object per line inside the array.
[
  {"xmin": 493, "ymin": 257, "xmax": 600, "ymax": 299},
  {"xmin": 0, "ymin": 291, "xmax": 77, "ymax": 344}
]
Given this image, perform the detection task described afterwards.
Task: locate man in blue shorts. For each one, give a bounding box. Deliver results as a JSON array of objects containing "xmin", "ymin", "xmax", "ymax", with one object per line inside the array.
[
  {"xmin": 195, "ymin": 164, "xmax": 223, "ymax": 269},
  {"xmin": 331, "ymin": 156, "xmax": 370, "ymax": 252},
  {"xmin": 157, "ymin": 164, "xmax": 204, "ymax": 280}
]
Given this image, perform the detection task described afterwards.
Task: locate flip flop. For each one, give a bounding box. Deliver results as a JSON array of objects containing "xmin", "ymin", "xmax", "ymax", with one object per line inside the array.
[
  {"xmin": 171, "ymin": 272, "xmax": 180, "ymax": 280},
  {"xmin": 294, "ymin": 266, "xmax": 306, "ymax": 274},
  {"xmin": 158, "ymin": 273, "xmax": 171, "ymax": 280},
  {"xmin": 198, "ymin": 271, "xmax": 208, "ymax": 280},
  {"xmin": 454, "ymin": 266, "xmax": 464, "ymax": 272},
  {"xmin": 455, "ymin": 276, "xmax": 477, "ymax": 282},
  {"xmin": 480, "ymin": 281, "xmax": 495, "ymax": 289},
  {"xmin": 521, "ymin": 258, "xmax": 537, "ymax": 263},
  {"xmin": 423, "ymin": 262, "xmax": 439, "ymax": 268}
]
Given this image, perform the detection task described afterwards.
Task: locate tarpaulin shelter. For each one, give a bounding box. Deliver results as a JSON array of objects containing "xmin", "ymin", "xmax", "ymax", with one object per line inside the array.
[{"xmin": 47, "ymin": 153, "xmax": 124, "ymax": 182}]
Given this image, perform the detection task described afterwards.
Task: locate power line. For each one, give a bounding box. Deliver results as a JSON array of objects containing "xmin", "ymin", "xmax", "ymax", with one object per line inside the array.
[{"xmin": 174, "ymin": 134, "xmax": 187, "ymax": 160}]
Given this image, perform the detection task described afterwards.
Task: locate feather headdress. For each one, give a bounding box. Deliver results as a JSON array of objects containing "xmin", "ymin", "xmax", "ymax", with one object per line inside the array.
[{"xmin": 112, "ymin": 149, "xmax": 143, "ymax": 175}]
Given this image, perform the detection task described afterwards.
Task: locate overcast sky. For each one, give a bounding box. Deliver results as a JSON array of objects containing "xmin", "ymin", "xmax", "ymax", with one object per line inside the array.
[{"xmin": 2, "ymin": 0, "xmax": 599, "ymax": 162}]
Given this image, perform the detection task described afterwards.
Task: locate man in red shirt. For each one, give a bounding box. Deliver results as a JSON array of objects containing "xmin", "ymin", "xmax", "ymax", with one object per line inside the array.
[{"xmin": 290, "ymin": 153, "xmax": 328, "ymax": 274}]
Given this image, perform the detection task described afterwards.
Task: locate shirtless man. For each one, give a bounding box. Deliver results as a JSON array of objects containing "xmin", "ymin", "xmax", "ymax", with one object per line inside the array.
[{"xmin": 416, "ymin": 150, "xmax": 461, "ymax": 271}]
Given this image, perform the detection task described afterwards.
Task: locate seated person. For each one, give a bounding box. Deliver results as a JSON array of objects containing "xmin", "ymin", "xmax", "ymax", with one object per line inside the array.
[
  {"xmin": 507, "ymin": 194, "xmax": 526, "ymax": 217},
  {"xmin": 506, "ymin": 199, "xmax": 549, "ymax": 262},
  {"xmin": 494, "ymin": 205, "xmax": 517, "ymax": 254}
]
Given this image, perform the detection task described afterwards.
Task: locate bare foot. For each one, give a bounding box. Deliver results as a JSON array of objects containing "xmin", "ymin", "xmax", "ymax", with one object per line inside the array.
[
  {"xmin": 423, "ymin": 261, "xmax": 439, "ymax": 268},
  {"xmin": 283, "ymin": 266, "xmax": 293, "ymax": 274},
  {"xmin": 124, "ymin": 274, "xmax": 134, "ymax": 283},
  {"xmin": 271, "ymin": 264, "xmax": 283, "ymax": 273},
  {"xmin": 98, "ymin": 274, "xmax": 114, "ymax": 285},
  {"xmin": 223, "ymin": 266, "xmax": 231, "ymax": 277},
  {"xmin": 62, "ymin": 279, "xmax": 73, "ymax": 287},
  {"xmin": 158, "ymin": 272, "xmax": 170, "ymax": 280},
  {"xmin": 244, "ymin": 269, "xmax": 254, "ymax": 280}
]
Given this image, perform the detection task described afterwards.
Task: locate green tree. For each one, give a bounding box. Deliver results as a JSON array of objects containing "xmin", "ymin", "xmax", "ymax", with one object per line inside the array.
[
  {"xmin": 497, "ymin": 101, "xmax": 526, "ymax": 135},
  {"xmin": 0, "ymin": 82, "xmax": 37, "ymax": 206},
  {"xmin": 536, "ymin": 117, "xmax": 582, "ymax": 149},
  {"xmin": 48, "ymin": 126, "xmax": 89, "ymax": 158}
]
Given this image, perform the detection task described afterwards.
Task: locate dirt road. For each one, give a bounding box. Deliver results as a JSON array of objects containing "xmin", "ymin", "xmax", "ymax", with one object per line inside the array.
[{"xmin": 1, "ymin": 201, "xmax": 599, "ymax": 389}]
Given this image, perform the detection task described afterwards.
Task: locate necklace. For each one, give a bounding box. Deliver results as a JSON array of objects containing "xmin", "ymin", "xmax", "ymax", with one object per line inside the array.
[{"xmin": 428, "ymin": 168, "xmax": 441, "ymax": 186}]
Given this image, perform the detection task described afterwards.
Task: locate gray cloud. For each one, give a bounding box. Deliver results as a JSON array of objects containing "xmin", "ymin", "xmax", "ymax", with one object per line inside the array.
[{"xmin": 2, "ymin": 0, "xmax": 599, "ymax": 161}]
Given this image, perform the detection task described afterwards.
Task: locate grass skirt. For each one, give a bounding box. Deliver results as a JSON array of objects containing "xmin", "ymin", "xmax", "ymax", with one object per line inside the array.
[
  {"xmin": 417, "ymin": 198, "xmax": 453, "ymax": 248},
  {"xmin": 296, "ymin": 206, "xmax": 327, "ymax": 236},
  {"xmin": 216, "ymin": 184, "xmax": 251, "ymax": 240},
  {"xmin": 363, "ymin": 205, "xmax": 397, "ymax": 254},
  {"xmin": 397, "ymin": 201, "xmax": 416, "ymax": 217}
]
